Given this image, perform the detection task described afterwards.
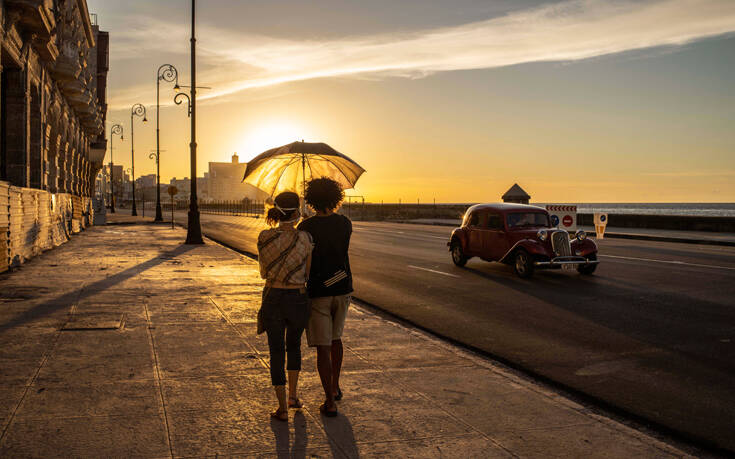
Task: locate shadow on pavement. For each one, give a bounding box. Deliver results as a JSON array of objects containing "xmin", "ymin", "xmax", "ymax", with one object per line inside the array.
[
  {"xmin": 0, "ymin": 244, "xmax": 196, "ymax": 334},
  {"xmin": 270, "ymin": 411, "xmax": 308, "ymax": 459},
  {"xmin": 322, "ymin": 412, "xmax": 359, "ymax": 458}
]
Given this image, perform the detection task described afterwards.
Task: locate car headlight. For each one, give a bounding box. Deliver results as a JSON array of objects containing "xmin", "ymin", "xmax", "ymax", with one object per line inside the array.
[
  {"xmin": 576, "ymin": 230, "xmax": 587, "ymax": 241},
  {"xmin": 537, "ymin": 230, "xmax": 548, "ymax": 241}
]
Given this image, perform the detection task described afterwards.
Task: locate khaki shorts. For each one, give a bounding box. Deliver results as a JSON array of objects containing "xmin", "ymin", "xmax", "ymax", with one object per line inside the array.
[{"xmin": 307, "ymin": 295, "xmax": 351, "ymax": 347}]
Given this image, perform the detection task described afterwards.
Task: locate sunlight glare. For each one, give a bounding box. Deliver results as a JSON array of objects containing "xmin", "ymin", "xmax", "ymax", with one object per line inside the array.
[{"xmin": 239, "ymin": 121, "xmax": 309, "ymax": 161}]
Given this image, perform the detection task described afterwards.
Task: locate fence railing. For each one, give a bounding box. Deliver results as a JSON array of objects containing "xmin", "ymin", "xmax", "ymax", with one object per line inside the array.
[{"xmin": 159, "ymin": 200, "xmax": 266, "ymax": 218}]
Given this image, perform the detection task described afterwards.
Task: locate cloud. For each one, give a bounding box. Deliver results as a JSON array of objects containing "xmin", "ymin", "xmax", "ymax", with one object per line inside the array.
[{"xmin": 108, "ymin": 0, "xmax": 735, "ymax": 109}]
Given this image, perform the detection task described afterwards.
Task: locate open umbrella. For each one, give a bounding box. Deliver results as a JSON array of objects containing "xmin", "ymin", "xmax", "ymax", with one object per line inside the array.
[{"xmin": 242, "ymin": 141, "xmax": 366, "ymax": 200}]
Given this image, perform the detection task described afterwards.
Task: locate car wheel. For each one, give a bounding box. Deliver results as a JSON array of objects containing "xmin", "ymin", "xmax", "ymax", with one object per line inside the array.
[
  {"xmin": 451, "ymin": 241, "xmax": 468, "ymax": 267},
  {"xmin": 513, "ymin": 249, "xmax": 534, "ymax": 278},
  {"xmin": 578, "ymin": 253, "xmax": 598, "ymax": 275}
]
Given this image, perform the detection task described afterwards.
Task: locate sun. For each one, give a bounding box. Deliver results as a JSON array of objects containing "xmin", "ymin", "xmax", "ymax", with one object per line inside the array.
[{"xmin": 238, "ymin": 121, "xmax": 309, "ymax": 161}]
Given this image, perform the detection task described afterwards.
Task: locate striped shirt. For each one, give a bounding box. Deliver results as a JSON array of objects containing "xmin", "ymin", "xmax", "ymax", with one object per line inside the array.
[{"xmin": 257, "ymin": 228, "xmax": 313, "ymax": 285}]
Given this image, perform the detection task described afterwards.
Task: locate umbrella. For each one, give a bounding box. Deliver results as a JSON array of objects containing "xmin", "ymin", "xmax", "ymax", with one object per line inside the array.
[{"xmin": 242, "ymin": 141, "xmax": 366, "ymax": 199}]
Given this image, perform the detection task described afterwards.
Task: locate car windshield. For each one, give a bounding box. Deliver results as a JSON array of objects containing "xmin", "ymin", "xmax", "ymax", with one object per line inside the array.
[{"xmin": 506, "ymin": 212, "xmax": 549, "ymax": 229}]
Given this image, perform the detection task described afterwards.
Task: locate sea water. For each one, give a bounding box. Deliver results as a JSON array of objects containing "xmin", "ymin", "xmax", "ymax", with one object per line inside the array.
[{"xmin": 531, "ymin": 203, "xmax": 735, "ymax": 217}]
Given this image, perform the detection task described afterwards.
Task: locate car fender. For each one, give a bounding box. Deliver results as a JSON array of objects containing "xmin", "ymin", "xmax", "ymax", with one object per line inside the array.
[
  {"xmin": 571, "ymin": 238, "xmax": 598, "ymax": 256},
  {"xmin": 499, "ymin": 239, "xmax": 547, "ymax": 263},
  {"xmin": 448, "ymin": 228, "xmax": 469, "ymax": 252}
]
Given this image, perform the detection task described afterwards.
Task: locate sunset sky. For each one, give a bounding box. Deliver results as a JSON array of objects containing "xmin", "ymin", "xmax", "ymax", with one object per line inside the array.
[{"xmin": 89, "ymin": 0, "xmax": 735, "ymax": 203}]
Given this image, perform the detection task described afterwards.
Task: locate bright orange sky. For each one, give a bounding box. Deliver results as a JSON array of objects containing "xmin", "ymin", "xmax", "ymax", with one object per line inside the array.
[{"xmin": 92, "ymin": 0, "xmax": 735, "ymax": 203}]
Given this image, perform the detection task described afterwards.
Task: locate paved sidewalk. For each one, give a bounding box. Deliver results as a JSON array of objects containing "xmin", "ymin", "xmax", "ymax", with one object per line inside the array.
[{"xmin": 0, "ymin": 224, "xmax": 695, "ymax": 457}]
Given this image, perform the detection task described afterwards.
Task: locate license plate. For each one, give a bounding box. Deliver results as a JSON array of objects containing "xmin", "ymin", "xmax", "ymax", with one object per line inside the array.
[{"xmin": 562, "ymin": 264, "xmax": 576, "ymax": 271}]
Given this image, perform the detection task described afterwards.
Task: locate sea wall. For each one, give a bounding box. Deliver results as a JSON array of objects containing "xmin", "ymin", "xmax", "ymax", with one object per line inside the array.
[
  {"xmin": 340, "ymin": 203, "xmax": 735, "ymax": 233},
  {"xmin": 576, "ymin": 213, "xmax": 735, "ymax": 233},
  {"xmin": 0, "ymin": 181, "xmax": 94, "ymax": 273}
]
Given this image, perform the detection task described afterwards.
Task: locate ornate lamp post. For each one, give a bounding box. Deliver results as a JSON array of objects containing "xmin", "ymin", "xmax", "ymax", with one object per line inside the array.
[
  {"xmin": 130, "ymin": 103, "xmax": 147, "ymax": 216},
  {"xmin": 155, "ymin": 64, "xmax": 180, "ymax": 222},
  {"xmin": 109, "ymin": 123, "xmax": 123, "ymax": 213},
  {"xmin": 181, "ymin": 0, "xmax": 203, "ymax": 244}
]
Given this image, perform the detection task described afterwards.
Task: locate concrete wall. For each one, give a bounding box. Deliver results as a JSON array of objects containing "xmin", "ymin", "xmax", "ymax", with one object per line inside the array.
[
  {"xmin": 0, "ymin": 180, "xmax": 93, "ymax": 272},
  {"xmin": 576, "ymin": 213, "xmax": 735, "ymax": 233},
  {"xmin": 340, "ymin": 203, "xmax": 735, "ymax": 233}
]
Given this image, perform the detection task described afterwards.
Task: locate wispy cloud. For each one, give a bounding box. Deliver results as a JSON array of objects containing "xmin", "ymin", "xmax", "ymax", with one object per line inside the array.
[{"xmin": 109, "ymin": 0, "xmax": 735, "ymax": 109}]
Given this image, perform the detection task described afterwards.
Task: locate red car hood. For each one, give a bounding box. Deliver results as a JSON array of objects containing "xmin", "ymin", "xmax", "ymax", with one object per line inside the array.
[{"xmin": 509, "ymin": 227, "xmax": 552, "ymax": 238}]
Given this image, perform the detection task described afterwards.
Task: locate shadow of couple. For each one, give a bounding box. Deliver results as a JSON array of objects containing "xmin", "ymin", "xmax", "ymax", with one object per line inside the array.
[{"xmin": 270, "ymin": 409, "xmax": 359, "ymax": 458}]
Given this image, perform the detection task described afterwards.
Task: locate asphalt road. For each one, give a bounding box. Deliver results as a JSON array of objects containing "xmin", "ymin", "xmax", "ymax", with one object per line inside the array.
[{"xmin": 176, "ymin": 212, "xmax": 735, "ymax": 452}]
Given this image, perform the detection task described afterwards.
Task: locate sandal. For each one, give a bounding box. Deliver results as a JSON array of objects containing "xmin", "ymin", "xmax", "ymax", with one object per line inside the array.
[
  {"xmin": 320, "ymin": 402, "xmax": 338, "ymax": 417},
  {"xmin": 270, "ymin": 408, "xmax": 288, "ymax": 422},
  {"xmin": 288, "ymin": 397, "xmax": 303, "ymax": 409},
  {"xmin": 334, "ymin": 388, "xmax": 343, "ymax": 401}
]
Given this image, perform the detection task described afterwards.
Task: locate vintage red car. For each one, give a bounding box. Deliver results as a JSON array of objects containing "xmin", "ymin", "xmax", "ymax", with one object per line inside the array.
[{"xmin": 448, "ymin": 203, "xmax": 599, "ymax": 278}]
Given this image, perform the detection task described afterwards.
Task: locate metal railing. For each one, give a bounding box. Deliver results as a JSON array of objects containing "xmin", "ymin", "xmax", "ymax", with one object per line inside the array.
[{"xmin": 160, "ymin": 200, "xmax": 266, "ymax": 218}]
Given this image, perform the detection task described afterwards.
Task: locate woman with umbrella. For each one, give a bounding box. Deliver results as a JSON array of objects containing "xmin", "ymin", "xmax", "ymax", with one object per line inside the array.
[{"xmin": 257, "ymin": 191, "xmax": 314, "ymax": 422}]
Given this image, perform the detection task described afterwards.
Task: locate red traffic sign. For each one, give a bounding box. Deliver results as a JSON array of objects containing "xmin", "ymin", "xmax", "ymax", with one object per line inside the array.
[{"xmin": 562, "ymin": 215, "xmax": 574, "ymax": 227}]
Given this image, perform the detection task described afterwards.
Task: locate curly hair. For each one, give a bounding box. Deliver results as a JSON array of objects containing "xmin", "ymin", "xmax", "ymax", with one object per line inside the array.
[{"xmin": 304, "ymin": 177, "xmax": 344, "ymax": 212}]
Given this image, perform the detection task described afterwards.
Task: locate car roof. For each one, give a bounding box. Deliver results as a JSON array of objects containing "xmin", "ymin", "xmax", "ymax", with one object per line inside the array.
[{"xmin": 466, "ymin": 203, "xmax": 548, "ymax": 214}]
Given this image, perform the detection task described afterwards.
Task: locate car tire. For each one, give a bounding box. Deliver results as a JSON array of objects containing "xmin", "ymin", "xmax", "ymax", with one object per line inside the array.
[
  {"xmin": 513, "ymin": 249, "xmax": 534, "ymax": 278},
  {"xmin": 578, "ymin": 253, "xmax": 598, "ymax": 275},
  {"xmin": 451, "ymin": 241, "xmax": 468, "ymax": 267}
]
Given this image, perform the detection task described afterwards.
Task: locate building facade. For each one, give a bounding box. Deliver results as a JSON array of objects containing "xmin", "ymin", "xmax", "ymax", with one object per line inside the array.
[
  {"xmin": 207, "ymin": 153, "xmax": 267, "ymax": 201},
  {"xmin": 1, "ymin": 0, "xmax": 108, "ymax": 194},
  {"xmin": 0, "ymin": 0, "xmax": 109, "ymax": 271}
]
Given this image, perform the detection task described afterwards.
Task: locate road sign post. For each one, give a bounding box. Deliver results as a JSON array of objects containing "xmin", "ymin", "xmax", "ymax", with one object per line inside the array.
[
  {"xmin": 594, "ymin": 212, "xmax": 608, "ymax": 239},
  {"xmin": 546, "ymin": 205, "xmax": 577, "ymax": 232},
  {"xmin": 167, "ymin": 186, "xmax": 178, "ymax": 229}
]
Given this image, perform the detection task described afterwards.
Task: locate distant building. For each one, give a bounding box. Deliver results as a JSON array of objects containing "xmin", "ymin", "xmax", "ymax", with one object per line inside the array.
[
  {"xmin": 502, "ymin": 184, "xmax": 531, "ymax": 204},
  {"xmin": 207, "ymin": 153, "xmax": 268, "ymax": 201},
  {"xmin": 136, "ymin": 174, "xmax": 156, "ymax": 189},
  {"xmin": 169, "ymin": 177, "xmax": 207, "ymax": 200}
]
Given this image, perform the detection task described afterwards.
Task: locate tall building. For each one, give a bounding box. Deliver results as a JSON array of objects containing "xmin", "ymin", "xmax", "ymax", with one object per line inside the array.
[
  {"xmin": 0, "ymin": 0, "xmax": 108, "ymax": 194},
  {"xmin": 207, "ymin": 153, "xmax": 268, "ymax": 201},
  {"xmin": 0, "ymin": 1, "xmax": 109, "ymax": 269}
]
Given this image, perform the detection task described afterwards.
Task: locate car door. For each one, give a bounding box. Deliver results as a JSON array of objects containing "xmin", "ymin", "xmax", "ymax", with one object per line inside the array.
[
  {"xmin": 484, "ymin": 212, "xmax": 509, "ymax": 260},
  {"xmin": 467, "ymin": 210, "xmax": 487, "ymax": 255}
]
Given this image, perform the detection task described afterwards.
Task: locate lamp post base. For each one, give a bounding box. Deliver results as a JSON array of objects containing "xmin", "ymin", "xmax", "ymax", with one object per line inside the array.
[
  {"xmin": 155, "ymin": 203, "xmax": 163, "ymax": 222},
  {"xmin": 132, "ymin": 202, "xmax": 138, "ymax": 217},
  {"xmin": 185, "ymin": 210, "xmax": 204, "ymax": 244}
]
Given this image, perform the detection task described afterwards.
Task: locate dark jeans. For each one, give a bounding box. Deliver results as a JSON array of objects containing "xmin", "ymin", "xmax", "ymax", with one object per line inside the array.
[{"xmin": 262, "ymin": 288, "xmax": 310, "ymax": 386}]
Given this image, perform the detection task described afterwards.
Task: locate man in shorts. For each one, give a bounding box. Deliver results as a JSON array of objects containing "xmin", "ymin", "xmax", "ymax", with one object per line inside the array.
[{"xmin": 297, "ymin": 177, "xmax": 352, "ymax": 417}]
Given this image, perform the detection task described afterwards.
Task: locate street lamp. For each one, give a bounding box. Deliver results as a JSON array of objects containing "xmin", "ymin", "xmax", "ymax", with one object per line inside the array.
[
  {"xmin": 182, "ymin": 0, "xmax": 203, "ymax": 244},
  {"xmin": 109, "ymin": 123, "xmax": 123, "ymax": 213},
  {"xmin": 130, "ymin": 103, "xmax": 147, "ymax": 216},
  {"xmin": 155, "ymin": 64, "xmax": 179, "ymax": 222}
]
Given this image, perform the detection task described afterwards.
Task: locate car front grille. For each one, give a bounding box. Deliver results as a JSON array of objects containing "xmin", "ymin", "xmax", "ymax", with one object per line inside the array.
[{"xmin": 551, "ymin": 230, "xmax": 571, "ymax": 257}]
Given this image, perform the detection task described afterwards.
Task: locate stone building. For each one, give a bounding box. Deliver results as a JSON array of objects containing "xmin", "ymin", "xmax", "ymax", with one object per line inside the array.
[
  {"xmin": 207, "ymin": 153, "xmax": 268, "ymax": 202},
  {"xmin": 0, "ymin": 0, "xmax": 109, "ymax": 271}
]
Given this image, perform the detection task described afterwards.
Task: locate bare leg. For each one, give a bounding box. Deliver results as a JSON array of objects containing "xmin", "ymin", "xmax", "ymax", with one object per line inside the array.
[
  {"xmin": 273, "ymin": 385, "xmax": 288, "ymax": 420},
  {"xmin": 288, "ymin": 370, "xmax": 300, "ymax": 404},
  {"xmin": 331, "ymin": 339, "xmax": 343, "ymax": 397},
  {"xmin": 317, "ymin": 345, "xmax": 336, "ymax": 411}
]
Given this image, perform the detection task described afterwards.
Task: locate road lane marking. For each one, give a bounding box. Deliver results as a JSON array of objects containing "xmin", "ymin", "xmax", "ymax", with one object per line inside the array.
[
  {"xmin": 599, "ymin": 254, "xmax": 735, "ymax": 271},
  {"xmin": 353, "ymin": 227, "xmax": 448, "ymax": 240},
  {"xmin": 408, "ymin": 265, "xmax": 461, "ymax": 277}
]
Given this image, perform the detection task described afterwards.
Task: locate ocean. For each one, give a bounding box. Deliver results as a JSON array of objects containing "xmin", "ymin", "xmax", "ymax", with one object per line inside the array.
[{"xmin": 531, "ymin": 203, "xmax": 735, "ymax": 217}]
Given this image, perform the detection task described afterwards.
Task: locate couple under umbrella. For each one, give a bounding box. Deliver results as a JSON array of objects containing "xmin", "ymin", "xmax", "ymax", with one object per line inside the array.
[{"xmin": 244, "ymin": 141, "xmax": 364, "ymax": 419}]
